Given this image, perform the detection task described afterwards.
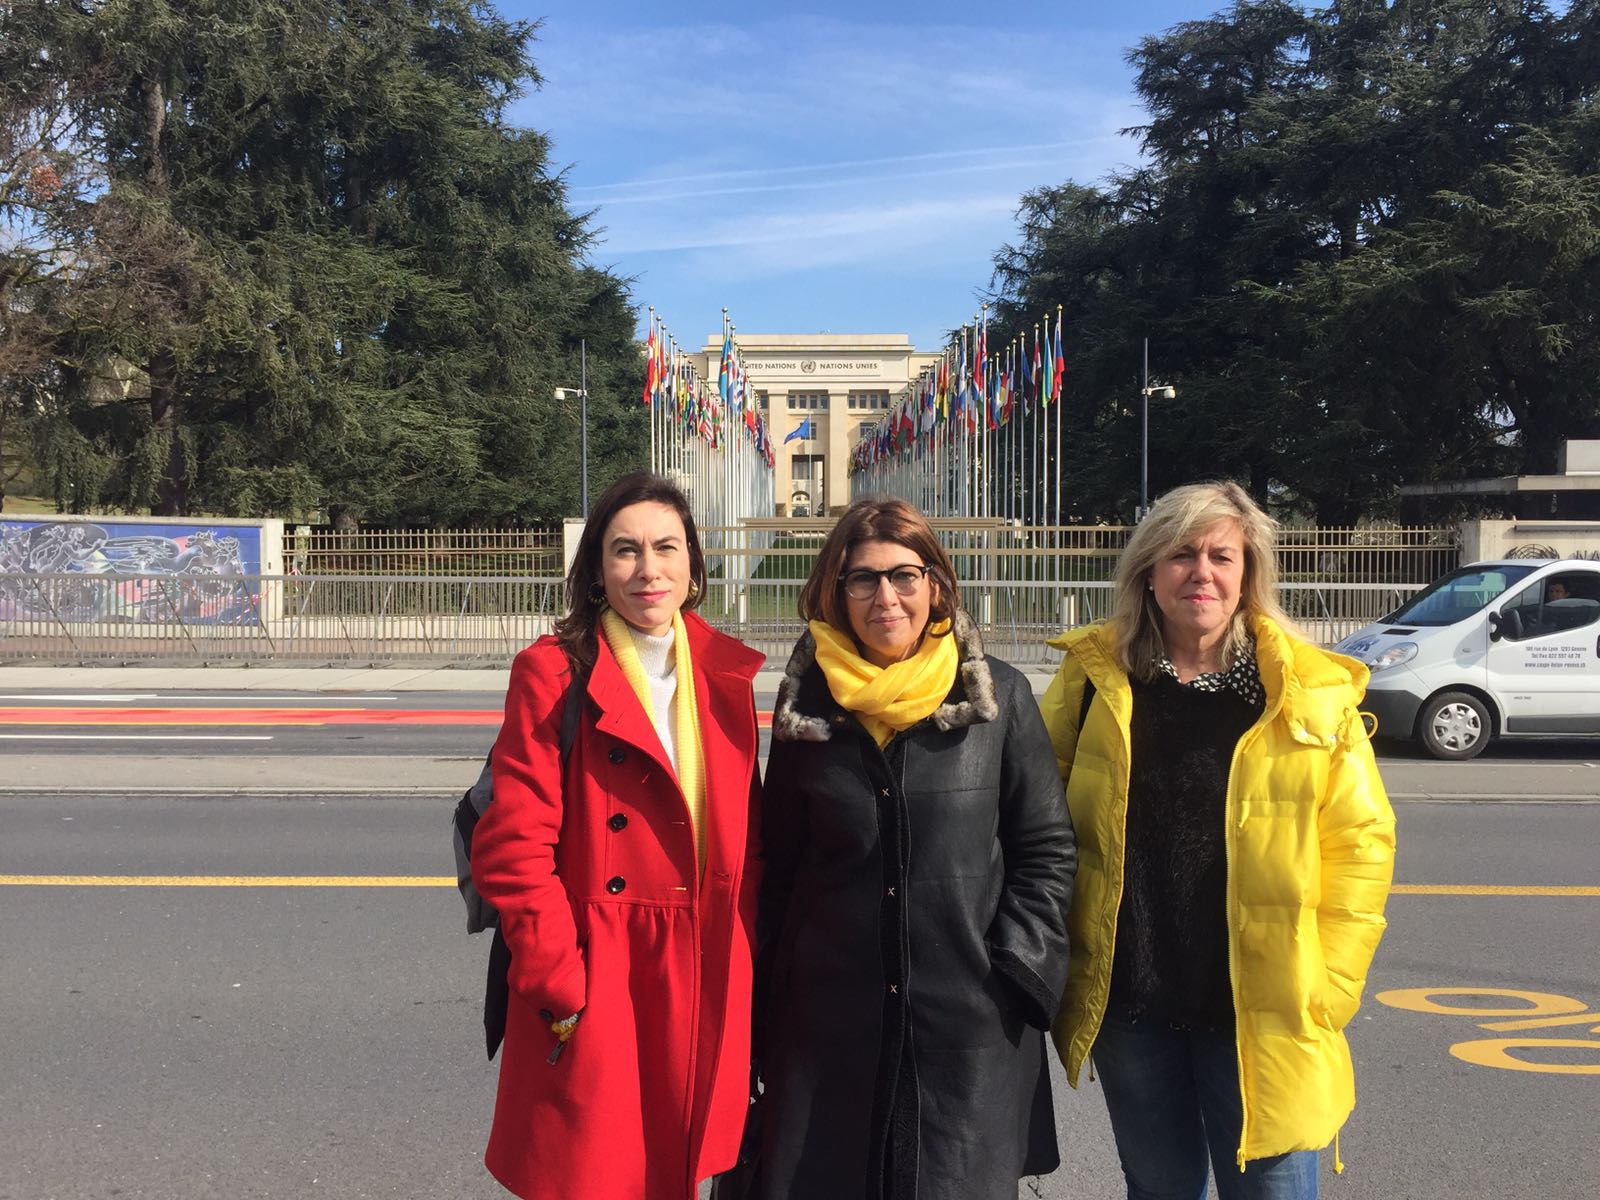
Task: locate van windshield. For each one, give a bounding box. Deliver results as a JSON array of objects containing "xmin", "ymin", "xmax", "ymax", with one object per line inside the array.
[{"xmin": 1386, "ymin": 565, "xmax": 1540, "ymax": 626}]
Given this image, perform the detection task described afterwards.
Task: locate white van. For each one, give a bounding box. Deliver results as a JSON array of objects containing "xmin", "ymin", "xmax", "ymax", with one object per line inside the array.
[{"xmin": 1334, "ymin": 559, "xmax": 1600, "ymax": 759}]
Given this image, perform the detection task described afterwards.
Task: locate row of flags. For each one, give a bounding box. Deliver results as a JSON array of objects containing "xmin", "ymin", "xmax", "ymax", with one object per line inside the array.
[
  {"xmin": 642, "ymin": 312, "xmax": 776, "ymax": 467},
  {"xmin": 849, "ymin": 305, "xmax": 1066, "ymax": 474}
]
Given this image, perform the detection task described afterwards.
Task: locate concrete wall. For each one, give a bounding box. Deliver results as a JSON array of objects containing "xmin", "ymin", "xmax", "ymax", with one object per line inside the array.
[
  {"xmin": 1460, "ymin": 519, "xmax": 1600, "ymax": 562},
  {"xmin": 563, "ymin": 517, "xmax": 585, "ymax": 577}
]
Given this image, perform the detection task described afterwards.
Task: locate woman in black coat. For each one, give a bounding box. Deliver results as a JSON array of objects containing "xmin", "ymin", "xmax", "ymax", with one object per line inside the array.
[{"xmin": 753, "ymin": 498, "xmax": 1076, "ymax": 1200}]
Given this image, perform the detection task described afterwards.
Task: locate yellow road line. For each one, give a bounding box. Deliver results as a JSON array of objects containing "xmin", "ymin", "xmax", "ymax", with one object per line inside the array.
[
  {"xmin": 0, "ymin": 874, "xmax": 455, "ymax": 887},
  {"xmin": 1392, "ymin": 884, "xmax": 1600, "ymax": 897}
]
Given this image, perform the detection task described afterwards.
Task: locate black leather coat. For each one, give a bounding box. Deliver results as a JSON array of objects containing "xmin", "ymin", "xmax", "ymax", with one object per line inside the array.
[{"xmin": 753, "ymin": 612, "xmax": 1076, "ymax": 1200}]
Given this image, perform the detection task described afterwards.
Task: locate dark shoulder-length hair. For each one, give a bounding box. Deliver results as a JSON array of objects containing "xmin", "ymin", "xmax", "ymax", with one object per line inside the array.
[
  {"xmin": 796, "ymin": 497, "xmax": 959, "ymax": 637},
  {"xmin": 554, "ymin": 472, "xmax": 707, "ymax": 674}
]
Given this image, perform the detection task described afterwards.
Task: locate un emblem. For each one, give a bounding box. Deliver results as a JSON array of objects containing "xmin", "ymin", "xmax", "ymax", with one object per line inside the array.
[{"xmin": 800, "ymin": 360, "xmax": 817, "ymax": 373}]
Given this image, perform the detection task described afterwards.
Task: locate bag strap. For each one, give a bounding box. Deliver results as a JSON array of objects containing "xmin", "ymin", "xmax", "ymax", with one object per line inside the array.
[
  {"xmin": 558, "ymin": 659, "xmax": 591, "ymax": 771},
  {"xmin": 483, "ymin": 657, "xmax": 591, "ymax": 1062}
]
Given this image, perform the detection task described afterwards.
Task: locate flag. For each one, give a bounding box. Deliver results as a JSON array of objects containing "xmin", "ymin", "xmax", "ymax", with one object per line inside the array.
[
  {"xmin": 784, "ymin": 417, "xmax": 814, "ymax": 444},
  {"xmin": 718, "ymin": 329, "xmax": 733, "ymax": 409},
  {"xmin": 979, "ymin": 352, "xmax": 992, "ymax": 432},
  {"xmin": 955, "ymin": 333, "xmax": 968, "ymax": 423},
  {"xmin": 1000, "ymin": 345, "xmax": 1015, "ymax": 424},
  {"xmin": 644, "ymin": 321, "xmax": 658, "ymax": 406},
  {"xmin": 966, "ymin": 320, "xmax": 979, "ymax": 404},
  {"xmin": 1032, "ymin": 328, "xmax": 1043, "ymax": 409},
  {"xmin": 1052, "ymin": 315, "xmax": 1065, "ymax": 403},
  {"xmin": 1022, "ymin": 332, "xmax": 1034, "ymax": 416},
  {"xmin": 1042, "ymin": 315, "xmax": 1055, "ymax": 406}
]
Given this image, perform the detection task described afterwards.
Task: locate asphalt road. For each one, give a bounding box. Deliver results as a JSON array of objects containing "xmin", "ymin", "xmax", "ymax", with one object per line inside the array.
[
  {"xmin": 3, "ymin": 797, "xmax": 1598, "ymax": 1200},
  {"xmin": 1, "ymin": 684, "xmax": 1597, "ymax": 1198},
  {"xmin": 3, "ymin": 686, "xmax": 1600, "ymax": 800}
]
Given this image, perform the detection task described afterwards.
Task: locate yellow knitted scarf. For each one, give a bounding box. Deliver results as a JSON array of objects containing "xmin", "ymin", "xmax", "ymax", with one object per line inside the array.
[
  {"xmin": 600, "ymin": 608, "xmax": 707, "ymax": 874},
  {"xmin": 810, "ymin": 617, "xmax": 958, "ymax": 747}
]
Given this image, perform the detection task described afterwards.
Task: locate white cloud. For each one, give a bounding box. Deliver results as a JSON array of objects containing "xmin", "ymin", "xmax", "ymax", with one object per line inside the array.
[
  {"xmin": 508, "ymin": 6, "xmax": 1152, "ymax": 340},
  {"xmin": 647, "ymin": 192, "xmax": 1013, "ymax": 248}
]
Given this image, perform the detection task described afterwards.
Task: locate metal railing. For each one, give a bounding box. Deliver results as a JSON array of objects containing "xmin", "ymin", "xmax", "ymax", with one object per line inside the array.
[
  {"xmin": 284, "ymin": 527, "xmax": 564, "ymax": 576},
  {"xmin": 2, "ymin": 571, "xmax": 1423, "ymax": 665},
  {"xmin": 698, "ymin": 521, "xmax": 1455, "ymax": 587},
  {"xmin": 0, "ymin": 573, "xmax": 565, "ymax": 663}
]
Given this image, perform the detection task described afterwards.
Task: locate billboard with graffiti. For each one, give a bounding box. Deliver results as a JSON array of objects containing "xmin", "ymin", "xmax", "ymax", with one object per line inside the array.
[{"xmin": 0, "ymin": 520, "xmax": 263, "ymax": 625}]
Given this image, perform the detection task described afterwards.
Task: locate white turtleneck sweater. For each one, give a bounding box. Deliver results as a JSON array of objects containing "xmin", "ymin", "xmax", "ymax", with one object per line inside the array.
[{"xmin": 627, "ymin": 625, "xmax": 680, "ymax": 773}]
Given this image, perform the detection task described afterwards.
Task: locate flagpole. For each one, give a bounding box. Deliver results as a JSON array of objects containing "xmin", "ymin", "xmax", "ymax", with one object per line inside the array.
[{"xmin": 1055, "ymin": 304, "xmax": 1064, "ymax": 529}]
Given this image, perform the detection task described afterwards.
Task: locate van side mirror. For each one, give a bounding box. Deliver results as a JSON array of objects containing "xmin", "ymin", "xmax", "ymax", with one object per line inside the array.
[{"xmin": 1489, "ymin": 608, "xmax": 1522, "ymax": 642}]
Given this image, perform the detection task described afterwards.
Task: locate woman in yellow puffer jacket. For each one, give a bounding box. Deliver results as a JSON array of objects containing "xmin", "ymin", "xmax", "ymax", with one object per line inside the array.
[{"xmin": 1040, "ymin": 481, "xmax": 1395, "ymax": 1200}]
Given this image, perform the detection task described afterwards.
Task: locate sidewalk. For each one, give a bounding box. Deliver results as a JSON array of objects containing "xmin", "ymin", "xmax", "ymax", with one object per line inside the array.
[
  {"xmin": 7, "ymin": 666, "xmax": 1592, "ymax": 803},
  {"xmin": 0, "ymin": 663, "xmax": 1062, "ymax": 695},
  {"xmin": 0, "ymin": 664, "xmax": 513, "ymax": 692}
]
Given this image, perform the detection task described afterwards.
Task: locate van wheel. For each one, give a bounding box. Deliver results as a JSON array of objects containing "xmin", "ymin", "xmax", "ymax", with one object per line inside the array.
[{"xmin": 1418, "ymin": 692, "xmax": 1491, "ymax": 760}]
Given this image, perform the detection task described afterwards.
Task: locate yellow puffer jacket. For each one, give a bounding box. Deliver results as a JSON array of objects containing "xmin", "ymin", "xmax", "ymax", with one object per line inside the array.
[{"xmin": 1040, "ymin": 615, "xmax": 1395, "ymax": 1166}]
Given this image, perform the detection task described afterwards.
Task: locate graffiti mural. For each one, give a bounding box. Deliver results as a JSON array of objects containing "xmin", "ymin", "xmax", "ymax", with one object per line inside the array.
[{"xmin": 0, "ymin": 520, "xmax": 263, "ymax": 625}]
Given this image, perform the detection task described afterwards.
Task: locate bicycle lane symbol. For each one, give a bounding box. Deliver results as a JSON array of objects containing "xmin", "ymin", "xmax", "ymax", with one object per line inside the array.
[{"xmin": 1375, "ymin": 987, "xmax": 1600, "ymax": 1076}]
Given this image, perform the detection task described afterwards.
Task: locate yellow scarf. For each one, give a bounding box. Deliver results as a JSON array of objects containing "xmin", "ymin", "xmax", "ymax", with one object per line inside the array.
[
  {"xmin": 600, "ymin": 608, "xmax": 707, "ymax": 875},
  {"xmin": 810, "ymin": 617, "xmax": 959, "ymax": 747}
]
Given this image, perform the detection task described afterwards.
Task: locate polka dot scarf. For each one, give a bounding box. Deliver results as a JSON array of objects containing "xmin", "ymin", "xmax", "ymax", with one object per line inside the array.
[{"xmin": 1155, "ymin": 638, "xmax": 1265, "ymax": 710}]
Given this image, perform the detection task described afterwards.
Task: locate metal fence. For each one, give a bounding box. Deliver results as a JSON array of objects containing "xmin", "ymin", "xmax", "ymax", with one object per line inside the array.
[
  {"xmin": 1, "ymin": 571, "xmax": 1435, "ymax": 667},
  {"xmin": 0, "ymin": 573, "xmax": 565, "ymax": 663},
  {"xmin": 1, "ymin": 521, "xmax": 1455, "ymax": 664},
  {"xmin": 284, "ymin": 527, "xmax": 564, "ymax": 576}
]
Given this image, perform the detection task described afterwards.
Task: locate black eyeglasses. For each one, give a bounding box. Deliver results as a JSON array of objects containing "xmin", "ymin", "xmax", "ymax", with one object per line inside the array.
[{"xmin": 839, "ymin": 564, "xmax": 933, "ymax": 600}]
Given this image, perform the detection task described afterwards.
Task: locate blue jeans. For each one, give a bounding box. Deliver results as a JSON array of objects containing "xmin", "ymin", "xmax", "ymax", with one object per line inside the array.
[{"xmin": 1091, "ymin": 1009, "xmax": 1320, "ymax": 1200}]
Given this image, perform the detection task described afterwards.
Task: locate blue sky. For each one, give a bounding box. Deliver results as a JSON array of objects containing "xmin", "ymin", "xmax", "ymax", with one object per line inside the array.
[{"xmin": 498, "ymin": 1, "xmax": 1221, "ymax": 350}]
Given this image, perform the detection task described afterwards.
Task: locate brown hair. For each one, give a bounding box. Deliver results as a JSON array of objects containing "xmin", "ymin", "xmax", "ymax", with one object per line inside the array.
[
  {"xmin": 797, "ymin": 497, "xmax": 959, "ymax": 642},
  {"xmin": 1110, "ymin": 480, "xmax": 1301, "ymax": 680},
  {"xmin": 554, "ymin": 472, "xmax": 706, "ymax": 673}
]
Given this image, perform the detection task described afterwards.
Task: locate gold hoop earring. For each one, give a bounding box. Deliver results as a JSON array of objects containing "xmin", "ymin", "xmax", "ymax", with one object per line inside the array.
[{"xmin": 687, "ymin": 579, "xmax": 701, "ymax": 600}]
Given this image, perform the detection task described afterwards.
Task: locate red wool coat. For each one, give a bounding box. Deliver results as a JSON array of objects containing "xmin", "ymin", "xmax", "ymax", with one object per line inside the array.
[{"xmin": 471, "ymin": 612, "xmax": 765, "ymax": 1200}]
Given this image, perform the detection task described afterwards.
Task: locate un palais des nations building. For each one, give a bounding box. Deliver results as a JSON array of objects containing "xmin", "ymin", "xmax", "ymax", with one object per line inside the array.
[{"xmin": 694, "ymin": 334, "xmax": 939, "ymax": 517}]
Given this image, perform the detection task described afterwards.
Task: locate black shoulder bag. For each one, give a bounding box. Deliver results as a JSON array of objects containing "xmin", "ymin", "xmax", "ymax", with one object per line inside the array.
[{"xmin": 455, "ymin": 662, "xmax": 590, "ymax": 1060}]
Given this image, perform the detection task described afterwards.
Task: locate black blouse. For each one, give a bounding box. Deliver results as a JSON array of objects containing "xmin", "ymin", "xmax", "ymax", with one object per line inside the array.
[{"xmin": 1110, "ymin": 650, "xmax": 1265, "ymax": 1029}]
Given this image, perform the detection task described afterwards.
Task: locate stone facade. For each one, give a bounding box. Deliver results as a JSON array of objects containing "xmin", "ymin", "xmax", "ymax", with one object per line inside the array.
[{"xmin": 696, "ymin": 334, "xmax": 938, "ymax": 516}]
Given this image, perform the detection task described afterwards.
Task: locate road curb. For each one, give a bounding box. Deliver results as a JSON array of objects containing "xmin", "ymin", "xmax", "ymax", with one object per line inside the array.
[
  {"xmin": 0, "ymin": 786, "xmax": 465, "ymax": 795},
  {"xmin": 1388, "ymin": 792, "xmax": 1600, "ymax": 803}
]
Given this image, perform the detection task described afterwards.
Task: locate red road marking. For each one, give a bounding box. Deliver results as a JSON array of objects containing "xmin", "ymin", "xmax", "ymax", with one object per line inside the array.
[{"xmin": 0, "ymin": 707, "xmax": 776, "ymax": 729}]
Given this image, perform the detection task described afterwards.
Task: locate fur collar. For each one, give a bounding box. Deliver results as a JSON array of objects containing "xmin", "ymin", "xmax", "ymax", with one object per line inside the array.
[{"xmin": 771, "ymin": 608, "xmax": 999, "ymax": 742}]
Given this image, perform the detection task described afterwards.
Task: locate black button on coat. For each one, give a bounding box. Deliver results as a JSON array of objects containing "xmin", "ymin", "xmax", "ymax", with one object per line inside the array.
[{"xmin": 754, "ymin": 611, "xmax": 1077, "ymax": 1200}]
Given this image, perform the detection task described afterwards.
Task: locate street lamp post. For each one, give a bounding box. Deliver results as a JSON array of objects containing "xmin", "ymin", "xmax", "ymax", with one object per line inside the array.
[
  {"xmin": 554, "ymin": 338, "xmax": 590, "ymax": 517},
  {"xmin": 1138, "ymin": 336, "xmax": 1176, "ymax": 520}
]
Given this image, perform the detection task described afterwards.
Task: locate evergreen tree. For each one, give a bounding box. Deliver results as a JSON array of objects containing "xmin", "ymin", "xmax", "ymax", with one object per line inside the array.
[
  {"xmin": 1, "ymin": 0, "xmax": 645, "ymax": 523},
  {"xmin": 987, "ymin": 0, "xmax": 1600, "ymax": 523}
]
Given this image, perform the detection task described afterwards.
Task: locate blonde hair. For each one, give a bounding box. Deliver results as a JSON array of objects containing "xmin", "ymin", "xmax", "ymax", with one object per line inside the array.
[{"xmin": 1110, "ymin": 481, "xmax": 1301, "ymax": 680}]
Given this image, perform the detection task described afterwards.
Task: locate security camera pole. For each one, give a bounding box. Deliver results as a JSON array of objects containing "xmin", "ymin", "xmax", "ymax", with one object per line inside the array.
[
  {"xmin": 555, "ymin": 339, "xmax": 590, "ymax": 516},
  {"xmin": 1139, "ymin": 336, "xmax": 1176, "ymax": 521}
]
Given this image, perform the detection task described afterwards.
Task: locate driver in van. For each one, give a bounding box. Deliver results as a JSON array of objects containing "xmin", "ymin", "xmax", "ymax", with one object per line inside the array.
[{"xmin": 1545, "ymin": 579, "xmax": 1570, "ymax": 603}]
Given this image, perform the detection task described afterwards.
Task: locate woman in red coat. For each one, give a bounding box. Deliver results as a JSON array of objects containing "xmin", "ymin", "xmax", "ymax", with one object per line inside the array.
[{"xmin": 471, "ymin": 472, "xmax": 765, "ymax": 1200}]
